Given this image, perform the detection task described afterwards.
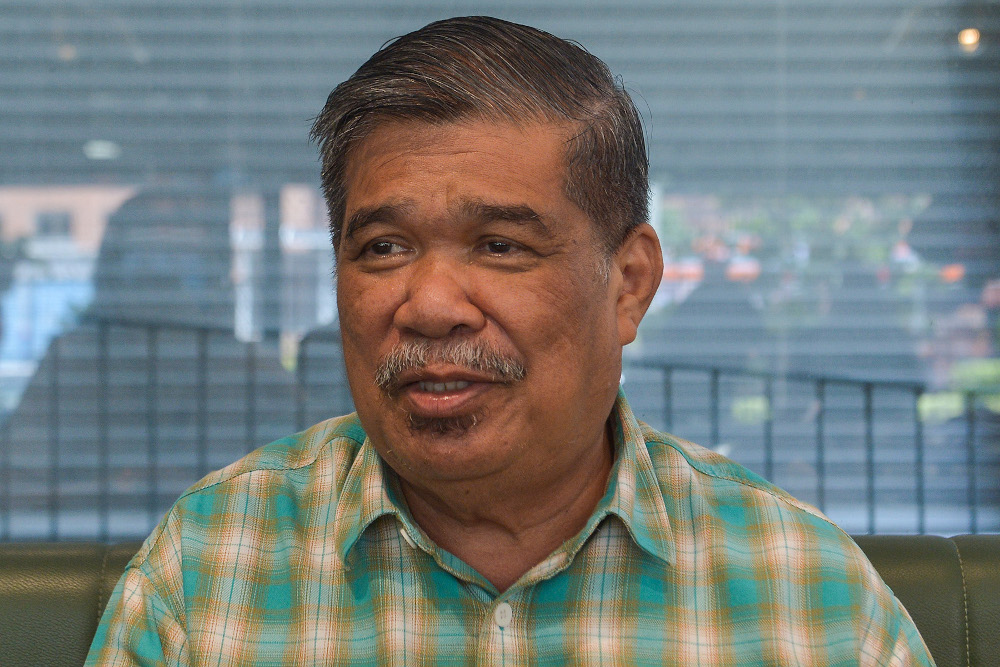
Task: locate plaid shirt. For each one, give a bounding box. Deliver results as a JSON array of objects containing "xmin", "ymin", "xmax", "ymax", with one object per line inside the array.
[{"xmin": 87, "ymin": 392, "xmax": 934, "ymax": 666}]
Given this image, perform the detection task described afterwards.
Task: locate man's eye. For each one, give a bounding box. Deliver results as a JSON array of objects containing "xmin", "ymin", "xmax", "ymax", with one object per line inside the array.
[
  {"xmin": 486, "ymin": 241, "xmax": 513, "ymax": 254},
  {"xmin": 367, "ymin": 241, "xmax": 404, "ymax": 256}
]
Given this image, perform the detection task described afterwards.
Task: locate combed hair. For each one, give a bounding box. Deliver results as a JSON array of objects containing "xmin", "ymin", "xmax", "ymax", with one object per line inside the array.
[{"xmin": 310, "ymin": 16, "xmax": 648, "ymax": 254}]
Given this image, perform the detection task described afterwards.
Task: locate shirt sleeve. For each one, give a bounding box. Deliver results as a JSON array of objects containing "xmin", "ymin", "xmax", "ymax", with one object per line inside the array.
[
  {"xmin": 888, "ymin": 617, "xmax": 938, "ymax": 667},
  {"xmin": 85, "ymin": 565, "xmax": 189, "ymax": 667},
  {"xmin": 857, "ymin": 568, "xmax": 937, "ymax": 667},
  {"xmin": 885, "ymin": 600, "xmax": 937, "ymax": 667}
]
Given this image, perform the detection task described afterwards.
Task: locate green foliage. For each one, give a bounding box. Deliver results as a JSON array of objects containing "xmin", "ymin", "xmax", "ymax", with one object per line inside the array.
[
  {"xmin": 656, "ymin": 205, "xmax": 696, "ymax": 253},
  {"xmin": 655, "ymin": 193, "xmax": 931, "ymax": 264},
  {"xmin": 917, "ymin": 361, "xmax": 1000, "ymax": 422},
  {"xmin": 651, "ymin": 191, "xmax": 938, "ymax": 334},
  {"xmin": 918, "ymin": 392, "xmax": 965, "ymax": 423},
  {"xmin": 731, "ymin": 395, "xmax": 770, "ymax": 425},
  {"xmin": 950, "ymin": 358, "xmax": 1000, "ymax": 392}
]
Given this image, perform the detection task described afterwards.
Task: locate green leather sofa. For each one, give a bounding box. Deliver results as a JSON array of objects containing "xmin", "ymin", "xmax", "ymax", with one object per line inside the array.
[{"xmin": 0, "ymin": 535, "xmax": 996, "ymax": 666}]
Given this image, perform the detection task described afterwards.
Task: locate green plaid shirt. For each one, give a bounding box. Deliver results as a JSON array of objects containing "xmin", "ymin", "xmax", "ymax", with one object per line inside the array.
[{"xmin": 87, "ymin": 392, "xmax": 934, "ymax": 666}]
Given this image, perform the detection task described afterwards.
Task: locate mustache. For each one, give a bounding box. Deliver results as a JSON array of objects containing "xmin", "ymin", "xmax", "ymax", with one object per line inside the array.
[{"xmin": 374, "ymin": 338, "xmax": 526, "ymax": 394}]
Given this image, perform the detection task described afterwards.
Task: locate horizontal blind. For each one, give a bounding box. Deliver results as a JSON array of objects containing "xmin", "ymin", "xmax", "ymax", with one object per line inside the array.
[{"xmin": 0, "ymin": 1, "xmax": 997, "ymax": 538}]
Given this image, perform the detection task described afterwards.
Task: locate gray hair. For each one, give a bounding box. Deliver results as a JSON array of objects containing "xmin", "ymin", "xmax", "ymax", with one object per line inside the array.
[{"xmin": 310, "ymin": 15, "xmax": 649, "ymax": 256}]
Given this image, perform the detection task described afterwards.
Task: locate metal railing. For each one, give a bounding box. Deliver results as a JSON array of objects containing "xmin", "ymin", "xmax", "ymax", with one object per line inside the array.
[
  {"xmin": 621, "ymin": 359, "xmax": 998, "ymax": 536},
  {"xmin": 0, "ymin": 317, "xmax": 996, "ymax": 540}
]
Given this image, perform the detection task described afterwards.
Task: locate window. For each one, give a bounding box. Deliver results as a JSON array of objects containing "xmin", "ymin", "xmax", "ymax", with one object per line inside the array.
[{"xmin": 1, "ymin": 1, "xmax": 997, "ymax": 540}]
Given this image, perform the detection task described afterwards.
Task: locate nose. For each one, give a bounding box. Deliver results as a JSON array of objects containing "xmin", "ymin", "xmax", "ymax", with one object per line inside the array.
[{"xmin": 393, "ymin": 255, "xmax": 487, "ymax": 338}]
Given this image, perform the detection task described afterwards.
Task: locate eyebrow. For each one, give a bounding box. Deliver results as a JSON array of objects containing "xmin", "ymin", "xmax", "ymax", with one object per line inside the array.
[
  {"xmin": 459, "ymin": 200, "xmax": 554, "ymax": 238},
  {"xmin": 342, "ymin": 199, "xmax": 555, "ymax": 242},
  {"xmin": 342, "ymin": 202, "xmax": 414, "ymax": 242}
]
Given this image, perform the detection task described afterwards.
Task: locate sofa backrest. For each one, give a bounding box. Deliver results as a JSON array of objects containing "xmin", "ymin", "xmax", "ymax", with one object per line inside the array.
[
  {"xmin": 853, "ymin": 534, "xmax": 1000, "ymax": 667},
  {"xmin": 0, "ymin": 535, "xmax": 996, "ymax": 666},
  {"xmin": 0, "ymin": 542, "xmax": 140, "ymax": 667}
]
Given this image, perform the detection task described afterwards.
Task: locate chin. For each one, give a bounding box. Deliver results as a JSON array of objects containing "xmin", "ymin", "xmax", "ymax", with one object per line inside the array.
[{"xmin": 405, "ymin": 411, "xmax": 480, "ymax": 436}]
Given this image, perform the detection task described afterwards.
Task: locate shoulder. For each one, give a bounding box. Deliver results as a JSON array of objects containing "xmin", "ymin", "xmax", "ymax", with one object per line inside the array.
[
  {"xmin": 126, "ymin": 413, "xmax": 367, "ymax": 579},
  {"xmin": 639, "ymin": 420, "xmax": 880, "ymax": 581},
  {"xmin": 638, "ymin": 423, "xmax": 933, "ymax": 662},
  {"xmin": 180, "ymin": 412, "xmax": 367, "ymax": 498},
  {"xmin": 641, "ymin": 422, "xmax": 841, "ymax": 530}
]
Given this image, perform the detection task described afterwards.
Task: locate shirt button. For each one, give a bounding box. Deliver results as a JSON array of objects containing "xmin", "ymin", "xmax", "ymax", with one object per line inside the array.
[
  {"xmin": 493, "ymin": 602, "xmax": 513, "ymax": 628},
  {"xmin": 399, "ymin": 527, "xmax": 417, "ymax": 549}
]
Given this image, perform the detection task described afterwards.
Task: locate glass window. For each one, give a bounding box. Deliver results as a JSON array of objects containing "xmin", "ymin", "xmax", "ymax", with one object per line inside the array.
[{"xmin": 1, "ymin": 1, "xmax": 997, "ymax": 540}]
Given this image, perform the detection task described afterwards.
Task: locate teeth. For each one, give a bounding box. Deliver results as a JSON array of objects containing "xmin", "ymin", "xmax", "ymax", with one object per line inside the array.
[{"xmin": 418, "ymin": 380, "xmax": 471, "ymax": 393}]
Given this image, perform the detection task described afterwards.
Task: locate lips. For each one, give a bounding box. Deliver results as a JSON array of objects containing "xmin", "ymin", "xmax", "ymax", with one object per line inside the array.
[{"xmin": 396, "ymin": 370, "xmax": 496, "ymax": 418}]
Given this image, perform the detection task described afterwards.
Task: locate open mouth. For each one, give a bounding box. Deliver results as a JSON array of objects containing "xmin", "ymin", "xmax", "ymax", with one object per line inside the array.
[
  {"xmin": 418, "ymin": 380, "xmax": 471, "ymax": 393},
  {"xmin": 398, "ymin": 373, "xmax": 495, "ymax": 418}
]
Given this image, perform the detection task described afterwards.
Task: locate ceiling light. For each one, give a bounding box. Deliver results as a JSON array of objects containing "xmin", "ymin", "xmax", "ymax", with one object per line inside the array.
[{"xmin": 958, "ymin": 28, "xmax": 981, "ymax": 53}]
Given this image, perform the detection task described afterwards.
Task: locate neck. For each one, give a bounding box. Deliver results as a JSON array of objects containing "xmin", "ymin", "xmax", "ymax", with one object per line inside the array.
[{"xmin": 398, "ymin": 423, "xmax": 614, "ymax": 592}]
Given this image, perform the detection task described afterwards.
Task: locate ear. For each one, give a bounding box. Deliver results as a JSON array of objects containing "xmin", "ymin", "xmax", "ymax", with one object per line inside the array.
[{"xmin": 613, "ymin": 224, "xmax": 663, "ymax": 346}]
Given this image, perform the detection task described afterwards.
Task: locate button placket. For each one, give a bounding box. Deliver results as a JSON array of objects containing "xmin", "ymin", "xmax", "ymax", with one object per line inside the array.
[
  {"xmin": 476, "ymin": 596, "xmax": 522, "ymax": 666},
  {"xmin": 493, "ymin": 601, "xmax": 513, "ymax": 629}
]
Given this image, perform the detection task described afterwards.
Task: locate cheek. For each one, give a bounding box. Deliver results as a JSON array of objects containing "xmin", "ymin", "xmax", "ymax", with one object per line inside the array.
[
  {"xmin": 494, "ymin": 273, "xmax": 616, "ymax": 367},
  {"xmin": 548, "ymin": 268, "xmax": 616, "ymax": 335},
  {"xmin": 338, "ymin": 273, "xmax": 396, "ymax": 335},
  {"xmin": 336, "ymin": 276, "xmax": 399, "ymax": 391}
]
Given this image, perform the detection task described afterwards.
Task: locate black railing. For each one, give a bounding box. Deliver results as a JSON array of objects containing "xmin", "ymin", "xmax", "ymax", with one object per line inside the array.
[
  {"xmin": 0, "ymin": 316, "xmax": 351, "ymax": 542},
  {"xmin": 1, "ymin": 317, "xmax": 997, "ymax": 541},
  {"xmin": 621, "ymin": 359, "xmax": 998, "ymax": 536}
]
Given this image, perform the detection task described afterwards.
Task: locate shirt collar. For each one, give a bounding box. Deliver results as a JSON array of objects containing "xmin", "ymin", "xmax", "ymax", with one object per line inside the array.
[
  {"xmin": 332, "ymin": 390, "xmax": 675, "ymax": 567},
  {"xmin": 333, "ymin": 432, "xmax": 400, "ymax": 565},
  {"xmin": 597, "ymin": 388, "xmax": 676, "ymax": 566}
]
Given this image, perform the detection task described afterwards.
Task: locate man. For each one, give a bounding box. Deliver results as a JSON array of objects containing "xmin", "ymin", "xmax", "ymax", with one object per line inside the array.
[{"xmin": 87, "ymin": 16, "xmax": 934, "ymax": 666}]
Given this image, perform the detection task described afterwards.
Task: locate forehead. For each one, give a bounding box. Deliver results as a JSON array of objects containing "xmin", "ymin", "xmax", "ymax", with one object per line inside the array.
[{"xmin": 341, "ymin": 119, "xmax": 580, "ymax": 220}]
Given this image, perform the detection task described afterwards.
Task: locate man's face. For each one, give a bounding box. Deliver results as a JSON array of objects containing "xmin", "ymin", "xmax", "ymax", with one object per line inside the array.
[{"xmin": 336, "ymin": 119, "xmax": 630, "ymax": 489}]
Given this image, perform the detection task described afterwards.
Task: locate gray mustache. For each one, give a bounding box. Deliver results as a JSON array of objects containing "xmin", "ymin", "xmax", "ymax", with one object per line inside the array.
[{"xmin": 374, "ymin": 338, "xmax": 526, "ymax": 393}]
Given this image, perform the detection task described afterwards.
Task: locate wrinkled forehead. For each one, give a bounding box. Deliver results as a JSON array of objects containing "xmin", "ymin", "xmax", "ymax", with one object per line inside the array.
[{"xmin": 337, "ymin": 115, "xmax": 580, "ymax": 227}]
